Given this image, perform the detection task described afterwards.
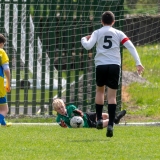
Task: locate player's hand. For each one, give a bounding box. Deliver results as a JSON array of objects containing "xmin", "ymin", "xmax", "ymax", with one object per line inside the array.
[
  {"xmin": 85, "ymin": 35, "xmax": 91, "ymax": 40},
  {"xmin": 5, "ymin": 83, "xmax": 11, "ymax": 92},
  {"xmin": 60, "ymin": 119, "xmax": 67, "ymax": 128},
  {"xmin": 73, "ymin": 110, "xmax": 84, "ymax": 117},
  {"xmin": 136, "ymin": 65, "xmax": 144, "ymax": 75}
]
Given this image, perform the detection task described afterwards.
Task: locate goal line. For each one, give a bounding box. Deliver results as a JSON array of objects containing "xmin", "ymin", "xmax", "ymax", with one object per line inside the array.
[{"xmin": 11, "ymin": 122, "xmax": 160, "ymax": 126}]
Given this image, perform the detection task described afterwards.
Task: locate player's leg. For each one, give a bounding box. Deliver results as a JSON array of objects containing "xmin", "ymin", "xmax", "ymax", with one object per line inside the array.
[
  {"xmin": 0, "ymin": 97, "xmax": 10, "ymax": 126},
  {"xmin": 114, "ymin": 110, "xmax": 127, "ymax": 124},
  {"xmin": 102, "ymin": 119, "xmax": 109, "ymax": 128},
  {"xmin": 95, "ymin": 85, "xmax": 105, "ymax": 129},
  {"xmin": 102, "ymin": 113, "xmax": 110, "ymax": 128},
  {"xmin": 101, "ymin": 110, "xmax": 126, "ymax": 128},
  {"xmin": 101, "ymin": 110, "xmax": 126, "ymax": 126},
  {"xmin": 85, "ymin": 112, "xmax": 97, "ymax": 128},
  {"xmin": 106, "ymin": 87, "xmax": 117, "ymax": 137},
  {"xmin": 95, "ymin": 65, "xmax": 107, "ymax": 129},
  {"xmin": 97, "ymin": 113, "xmax": 109, "ymax": 128},
  {"xmin": 106, "ymin": 64, "xmax": 120, "ymax": 137},
  {"xmin": 86, "ymin": 112, "xmax": 109, "ymax": 128},
  {"xmin": 0, "ymin": 105, "xmax": 8, "ymax": 126},
  {"xmin": 102, "ymin": 113, "xmax": 109, "ymax": 120},
  {"xmin": 100, "ymin": 109, "xmax": 126, "ymax": 128}
]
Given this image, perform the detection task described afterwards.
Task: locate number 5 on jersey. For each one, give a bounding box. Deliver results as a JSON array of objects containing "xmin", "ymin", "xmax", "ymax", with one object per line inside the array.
[{"xmin": 103, "ymin": 36, "xmax": 112, "ymax": 49}]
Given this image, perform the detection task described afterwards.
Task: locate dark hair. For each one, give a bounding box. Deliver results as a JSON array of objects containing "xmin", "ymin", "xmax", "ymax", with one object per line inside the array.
[
  {"xmin": 0, "ymin": 34, "xmax": 6, "ymax": 44},
  {"xmin": 101, "ymin": 11, "xmax": 115, "ymax": 25}
]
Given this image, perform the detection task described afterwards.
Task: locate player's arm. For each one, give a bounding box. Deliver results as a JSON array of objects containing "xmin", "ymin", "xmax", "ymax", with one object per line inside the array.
[
  {"xmin": 81, "ymin": 31, "xmax": 98, "ymax": 50},
  {"xmin": 73, "ymin": 109, "xmax": 84, "ymax": 117},
  {"xmin": 70, "ymin": 105, "xmax": 84, "ymax": 117},
  {"xmin": 2, "ymin": 63, "xmax": 11, "ymax": 92},
  {"xmin": 121, "ymin": 37, "xmax": 144, "ymax": 75},
  {"xmin": 57, "ymin": 118, "xmax": 68, "ymax": 128},
  {"xmin": 59, "ymin": 119, "xmax": 68, "ymax": 128}
]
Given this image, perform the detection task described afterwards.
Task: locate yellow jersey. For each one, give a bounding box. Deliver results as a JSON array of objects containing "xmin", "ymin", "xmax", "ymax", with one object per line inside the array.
[{"xmin": 0, "ymin": 48, "xmax": 9, "ymax": 97}]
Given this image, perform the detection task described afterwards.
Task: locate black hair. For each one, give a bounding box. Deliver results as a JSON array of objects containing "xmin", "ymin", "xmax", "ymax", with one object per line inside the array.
[
  {"xmin": 0, "ymin": 34, "xmax": 6, "ymax": 44},
  {"xmin": 101, "ymin": 11, "xmax": 115, "ymax": 25}
]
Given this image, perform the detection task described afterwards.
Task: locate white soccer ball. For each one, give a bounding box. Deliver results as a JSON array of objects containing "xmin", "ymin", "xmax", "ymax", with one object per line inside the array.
[{"xmin": 70, "ymin": 116, "xmax": 84, "ymax": 128}]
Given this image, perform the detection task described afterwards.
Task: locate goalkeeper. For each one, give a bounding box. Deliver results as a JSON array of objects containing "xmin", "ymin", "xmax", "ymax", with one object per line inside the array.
[
  {"xmin": 52, "ymin": 98, "xmax": 126, "ymax": 128},
  {"xmin": 0, "ymin": 34, "xmax": 11, "ymax": 127},
  {"xmin": 81, "ymin": 11, "xmax": 144, "ymax": 137}
]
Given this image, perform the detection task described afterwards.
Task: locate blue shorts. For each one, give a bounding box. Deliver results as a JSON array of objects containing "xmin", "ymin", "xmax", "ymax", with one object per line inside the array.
[{"xmin": 0, "ymin": 96, "xmax": 7, "ymax": 105}]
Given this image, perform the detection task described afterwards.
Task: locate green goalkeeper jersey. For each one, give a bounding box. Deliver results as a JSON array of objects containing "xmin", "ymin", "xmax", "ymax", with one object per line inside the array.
[{"xmin": 56, "ymin": 104, "xmax": 89, "ymax": 128}]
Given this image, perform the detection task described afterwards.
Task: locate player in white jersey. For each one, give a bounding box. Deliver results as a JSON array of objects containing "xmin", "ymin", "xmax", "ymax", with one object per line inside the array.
[{"xmin": 81, "ymin": 11, "xmax": 144, "ymax": 137}]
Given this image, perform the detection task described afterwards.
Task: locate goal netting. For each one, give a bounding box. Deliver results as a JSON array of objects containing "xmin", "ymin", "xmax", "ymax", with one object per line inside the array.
[{"xmin": 1, "ymin": 0, "xmax": 160, "ymax": 120}]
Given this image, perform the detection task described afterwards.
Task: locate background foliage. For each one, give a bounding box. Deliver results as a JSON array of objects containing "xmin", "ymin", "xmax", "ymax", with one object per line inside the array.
[{"xmin": 124, "ymin": 0, "xmax": 160, "ymax": 14}]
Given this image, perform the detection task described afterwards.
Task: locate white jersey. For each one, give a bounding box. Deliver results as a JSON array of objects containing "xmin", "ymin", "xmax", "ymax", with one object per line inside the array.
[{"xmin": 81, "ymin": 26, "xmax": 142, "ymax": 67}]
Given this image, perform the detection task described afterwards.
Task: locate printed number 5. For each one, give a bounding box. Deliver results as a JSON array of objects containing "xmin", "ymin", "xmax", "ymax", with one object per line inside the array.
[{"xmin": 103, "ymin": 36, "xmax": 112, "ymax": 49}]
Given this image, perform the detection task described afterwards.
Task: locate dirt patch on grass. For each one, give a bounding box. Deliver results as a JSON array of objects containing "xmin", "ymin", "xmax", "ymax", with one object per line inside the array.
[
  {"xmin": 122, "ymin": 86, "xmax": 130, "ymax": 102},
  {"xmin": 122, "ymin": 71, "xmax": 147, "ymax": 86},
  {"xmin": 121, "ymin": 71, "xmax": 155, "ymax": 122}
]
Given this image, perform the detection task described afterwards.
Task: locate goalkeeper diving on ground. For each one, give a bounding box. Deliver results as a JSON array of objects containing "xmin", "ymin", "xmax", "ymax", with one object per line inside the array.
[{"xmin": 52, "ymin": 98, "xmax": 126, "ymax": 128}]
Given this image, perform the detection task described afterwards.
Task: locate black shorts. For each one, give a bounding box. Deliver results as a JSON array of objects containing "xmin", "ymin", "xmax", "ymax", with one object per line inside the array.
[
  {"xmin": 96, "ymin": 64, "xmax": 121, "ymax": 89},
  {"xmin": 85, "ymin": 112, "xmax": 97, "ymax": 128}
]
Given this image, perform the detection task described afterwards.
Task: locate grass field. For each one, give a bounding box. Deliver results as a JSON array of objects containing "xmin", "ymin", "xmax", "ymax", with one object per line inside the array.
[
  {"xmin": 122, "ymin": 43, "xmax": 160, "ymax": 117},
  {"xmin": 1, "ymin": 125, "xmax": 160, "ymax": 160}
]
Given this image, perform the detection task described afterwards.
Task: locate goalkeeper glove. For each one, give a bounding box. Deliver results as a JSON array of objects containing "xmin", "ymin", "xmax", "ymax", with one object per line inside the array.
[
  {"xmin": 59, "ymin": 119, "xmax": 67, "ymax": 128},
  {"xmin": 73, "ymin": 109, "xmax": 83, "ymax": 117}
]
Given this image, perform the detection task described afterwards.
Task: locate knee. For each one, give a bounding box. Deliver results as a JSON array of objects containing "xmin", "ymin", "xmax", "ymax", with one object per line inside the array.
[
  {"xmin": 102, "ymin": 113, "xmax": 108, "ymax": 120},
  {"xmin": 96, "ymin": 86, "xmax": 105, "ymax": 93},
  {"xmin": 0, "ymin": 105, "xmax": 8, "ymax": 116}
]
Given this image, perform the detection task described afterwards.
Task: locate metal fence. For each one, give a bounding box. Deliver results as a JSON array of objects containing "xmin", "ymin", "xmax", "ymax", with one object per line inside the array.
[{"xmin": 0, "ymin": 0, "xmax": 123, "ymax": 115}]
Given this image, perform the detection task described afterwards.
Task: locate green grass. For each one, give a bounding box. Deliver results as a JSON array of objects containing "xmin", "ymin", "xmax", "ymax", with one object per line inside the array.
[
  {"xmin": 6, "ymin": 116, "xmax": 56, "ymax": 123},
  {"xmin": 122, "ymin": 43, "xmax": 160, "ymax": 117},
  {"xmin": 1, "ymin": 125, "xmax": 160, "ymax": 160},
  {"xmin": 124, "ymin": 0, "xmax": 159, "ymax": 15}
]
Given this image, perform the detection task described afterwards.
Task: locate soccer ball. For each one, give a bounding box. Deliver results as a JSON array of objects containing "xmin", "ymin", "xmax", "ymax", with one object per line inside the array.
[{"xmin": 70, "ymin": 116, "xmax": 84, "ymax": 128}]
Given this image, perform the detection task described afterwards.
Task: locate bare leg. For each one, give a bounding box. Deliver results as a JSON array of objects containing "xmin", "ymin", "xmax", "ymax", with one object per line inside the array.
[
  {"xmin": 107, "ymin": 87, "xmax": 117, "ymax": 104},
  {"xmin": 95, "ymin": 85, "xmax": 105, "ymax": 120},
  {"xmin": 95, "ymin": 86, "xmax": 105, "ymax": 105},
  {"xmin": 0, "ymin": 104, "xmax": 9, "ymax": 116},
  {"xmin": 0, "ymin": 104, "xmax": 9, "ymax": 126},
  {"xmin": 103, "ymin": 119, "xmax": 109, "ymax": 128},
  {"xmin": 102, "ymin": 113, "xmax": 109, "ymax": 120}
]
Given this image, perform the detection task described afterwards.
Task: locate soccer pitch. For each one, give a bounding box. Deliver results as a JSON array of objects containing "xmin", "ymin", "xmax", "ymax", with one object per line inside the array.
[{"xmin": 1, "ymin": 125, "xmax": 160, "ymax": 160}]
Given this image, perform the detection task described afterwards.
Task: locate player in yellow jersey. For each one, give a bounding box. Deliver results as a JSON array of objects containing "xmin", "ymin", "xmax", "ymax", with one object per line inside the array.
[{"xmin": 0, "ymin": 34, "xmax": 11, "ymax": 127}]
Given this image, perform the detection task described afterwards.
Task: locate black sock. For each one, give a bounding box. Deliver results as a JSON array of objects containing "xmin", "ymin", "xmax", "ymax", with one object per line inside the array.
[
  {"xmin": 95, "ymin": 104, "xmax": 103, "ymax": 120},
  {"xmin": 108, "ymin": 104, "xmax": 116, "ymax": 126}
]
